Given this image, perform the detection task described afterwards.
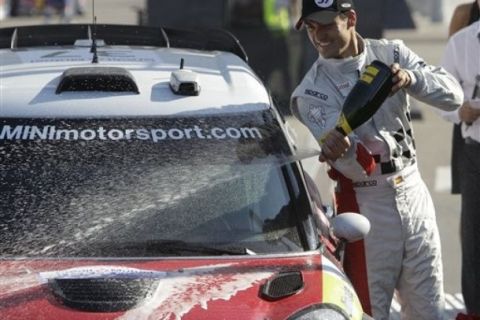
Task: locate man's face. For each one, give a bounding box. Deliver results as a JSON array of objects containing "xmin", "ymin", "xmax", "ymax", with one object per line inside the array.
[{"xmin": 304, "ymin": 12, "xmax": 355, "ymax": 59}]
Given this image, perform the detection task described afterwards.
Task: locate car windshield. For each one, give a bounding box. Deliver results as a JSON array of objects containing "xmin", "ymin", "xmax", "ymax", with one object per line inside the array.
[{"xmin": 0, "ymin": 111, "xmax": 314, "ymax": 257}]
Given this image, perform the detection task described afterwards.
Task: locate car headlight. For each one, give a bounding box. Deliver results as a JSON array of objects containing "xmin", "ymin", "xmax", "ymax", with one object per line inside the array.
[{"xmin": 288, "ymin": 304, "xmax": 348, "ymax": 320}]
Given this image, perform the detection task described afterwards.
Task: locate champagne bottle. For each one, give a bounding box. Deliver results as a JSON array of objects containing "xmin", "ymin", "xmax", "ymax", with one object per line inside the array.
[{"xmin": 334, "ymin": 60, "xmax": 394, "ymax": 136}]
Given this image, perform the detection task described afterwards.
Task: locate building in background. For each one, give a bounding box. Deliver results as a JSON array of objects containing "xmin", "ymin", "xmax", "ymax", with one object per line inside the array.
[{"xmin": 143, "ymin": 0, "xmax": 419, "ymax": 115}]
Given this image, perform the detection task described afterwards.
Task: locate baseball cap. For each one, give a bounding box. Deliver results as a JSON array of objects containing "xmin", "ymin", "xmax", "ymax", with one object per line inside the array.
[{"xmin": 295, "ymin": 0, "xmax": 355, "ymax": 30}]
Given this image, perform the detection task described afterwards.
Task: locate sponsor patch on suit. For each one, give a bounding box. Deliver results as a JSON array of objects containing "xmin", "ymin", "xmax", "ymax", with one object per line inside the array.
[
  {"xmin": 305, "ymin": 89, "xmax": 328, "ymax": 101},
  {"xmin": 352, "ymin": 180, "xmax": 378, "ymax": 188}
]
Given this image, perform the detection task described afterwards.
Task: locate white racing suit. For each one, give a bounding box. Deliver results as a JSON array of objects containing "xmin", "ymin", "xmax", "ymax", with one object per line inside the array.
[{"xmin": 291, "ymin": 36, "xmax": 463, "ymax": 319}]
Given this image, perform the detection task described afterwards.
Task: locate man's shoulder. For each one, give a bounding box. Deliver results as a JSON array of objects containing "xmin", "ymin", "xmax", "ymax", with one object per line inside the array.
[
  {"xmin": 292, "ymin": 68, "xmax": 315, "ymax": 99},
  {"xmin": 454, "ymin": 20, "xmax": 480, "ymax": 37},
  {"xmin": 365, "ymin": 37, "xmax": 405, "ymax": 48},
  {"xmin": 295, "ymin": 59, "xmax": 325, "ymax": 87},
  {"xmin": 292, "ymin": 62, "xmax": 333, "ymax": 101},
  {"xmin": 364, "ymin": 38, "xmax": 408, "ymax": 62},
  {"xmin": 447, "ymin": 20, "xmax": 478, "ymax": 48}
]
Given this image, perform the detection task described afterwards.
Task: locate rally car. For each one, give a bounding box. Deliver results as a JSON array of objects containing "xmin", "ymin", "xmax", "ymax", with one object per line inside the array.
[{"xmin": 0, "ymin": 24, "xmax": 372, "ymax": 320}]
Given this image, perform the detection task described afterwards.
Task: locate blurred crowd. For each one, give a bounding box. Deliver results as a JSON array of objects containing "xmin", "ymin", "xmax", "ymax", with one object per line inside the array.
[{"xmin": 0, "ymin": 0, "xmax": 86, "ymax": 22}]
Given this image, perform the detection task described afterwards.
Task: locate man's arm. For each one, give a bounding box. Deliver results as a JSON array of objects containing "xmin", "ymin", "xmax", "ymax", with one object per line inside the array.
[
  {"xmin": 435, "ymin": 31, "xmax": 480, "ymax": 124},
  {"xmin": 396, "ymin": 40, "xmax": 464, "ymax": 111}
]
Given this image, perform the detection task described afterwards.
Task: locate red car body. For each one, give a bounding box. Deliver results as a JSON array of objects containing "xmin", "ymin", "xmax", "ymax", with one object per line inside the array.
[{"xmin": 1, "ymin": 253, "xmax": 365, "ymax": 320}]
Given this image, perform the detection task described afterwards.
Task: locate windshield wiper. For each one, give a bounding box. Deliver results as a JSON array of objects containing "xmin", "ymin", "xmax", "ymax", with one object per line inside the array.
[{"xmin": 93, "ymin": 240, "xmax": 255, "ymax": 256}]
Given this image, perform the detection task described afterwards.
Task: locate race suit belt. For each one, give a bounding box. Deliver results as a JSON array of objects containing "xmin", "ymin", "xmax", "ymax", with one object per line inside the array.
[
  {"xmin": 352, "ymin": 163, "xmax": 419, "ymax": 189},
  {"xmin": 372, "ymin": 154, "xmax": 416, "ymax": 175},
  {"xmin": 373, "ymin": 155, "xmax": 397, "ymax": 174}
]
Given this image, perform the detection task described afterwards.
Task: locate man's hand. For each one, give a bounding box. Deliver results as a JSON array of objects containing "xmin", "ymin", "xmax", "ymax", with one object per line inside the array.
[
  {"xmin": 459, "ymin": 101, "xmax": 480, "ymax": 124},
  {"xmin": 319, "ymin": 129, "xmax": 351, "ymax": 162},
  {"xmin": 390, "ymin": 63, "xmax": 412, "ymax": 96}
]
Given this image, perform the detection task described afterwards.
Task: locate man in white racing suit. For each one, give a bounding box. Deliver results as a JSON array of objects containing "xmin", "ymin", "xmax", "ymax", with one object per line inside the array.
[{"xmin": 290, "ymin": 0, "xmax": 464, "ymax": 319}]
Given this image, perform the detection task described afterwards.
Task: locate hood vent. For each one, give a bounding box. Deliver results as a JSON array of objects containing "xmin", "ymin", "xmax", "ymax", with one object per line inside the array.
[
  {"xmin": 260, "ymin": 271, "xmax": 304, "ymax": 301},
  {"xmin": 48, "ymin": 278, "xmax": 158, "ymax": 312},
  {"xmin": 56, "ymin": 67, "xmax": 139, "ymax": 94}
]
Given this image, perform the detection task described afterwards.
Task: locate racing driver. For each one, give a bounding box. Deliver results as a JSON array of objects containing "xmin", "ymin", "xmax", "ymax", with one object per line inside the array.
[{"xmin": 290, "ymin": 0, "xmax": 463, "ymax": 319}]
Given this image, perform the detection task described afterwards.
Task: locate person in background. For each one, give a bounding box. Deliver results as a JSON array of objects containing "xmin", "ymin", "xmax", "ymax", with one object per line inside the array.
[
  {"xmin": 437, "ymin": 1, "xmax": 480, "ymax": 319},
  {"xmin": 43, "ymin": 0, "xmax": 74, "ymax": 24},
  {"xmin": 290, "ymin": 0, "xmax": 463, "ymax": 318},
  {"xmin": 74, "ymin": 0, "xmax": 85, "ymax": 15},
  {"xmin": 450, "ymin": 1, "xmax": 480, "ymax": 36},
  {"xmin": 448, "ymin": 0, "xmax": 480, "ymax": 196}
]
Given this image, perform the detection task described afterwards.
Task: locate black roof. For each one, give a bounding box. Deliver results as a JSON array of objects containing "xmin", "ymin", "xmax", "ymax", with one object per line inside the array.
[{"xmin": 0, "ymin": 24, "xmax": 248, "ymax": 62}]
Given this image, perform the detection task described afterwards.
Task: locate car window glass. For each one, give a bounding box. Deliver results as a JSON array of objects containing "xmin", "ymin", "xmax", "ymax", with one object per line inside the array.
[{"xmin": 0, "ymin": 111, "xmax": 310, "ymax": 257}]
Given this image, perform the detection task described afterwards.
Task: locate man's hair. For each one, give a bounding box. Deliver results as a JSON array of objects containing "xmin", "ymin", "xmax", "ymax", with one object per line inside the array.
[{"xmin": 469, "ymin": 0, "xmax": 480, "ymax": 24}]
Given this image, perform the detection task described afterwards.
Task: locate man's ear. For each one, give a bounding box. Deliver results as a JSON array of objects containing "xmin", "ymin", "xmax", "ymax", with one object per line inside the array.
[{"xmin": 346, "ymin": 10, "xmax": 357, "ymax": 28}]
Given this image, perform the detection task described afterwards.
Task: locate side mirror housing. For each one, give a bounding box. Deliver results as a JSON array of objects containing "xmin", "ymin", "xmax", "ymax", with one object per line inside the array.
[{"xmin": 331, "ymin": 212, "xmax": 370, "ymax": 243}]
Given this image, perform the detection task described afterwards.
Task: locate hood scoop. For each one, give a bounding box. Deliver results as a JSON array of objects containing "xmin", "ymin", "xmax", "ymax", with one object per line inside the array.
[
  {"xmin": 260, "ymin": 271, "xmax": 304, "ymax": 301},
  {"xmin": 48, "ymin": 278, "xmax": 158, "ymax": 312},
  {"xmin": 56, "ymin": 67, "xmax": 139, "ymax": 94}
]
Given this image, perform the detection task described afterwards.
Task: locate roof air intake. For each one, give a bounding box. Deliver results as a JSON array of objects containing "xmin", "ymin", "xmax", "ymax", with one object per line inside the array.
[{"xmin": 56, "ymin": 67, "xmax": 139, "ymax": 94}]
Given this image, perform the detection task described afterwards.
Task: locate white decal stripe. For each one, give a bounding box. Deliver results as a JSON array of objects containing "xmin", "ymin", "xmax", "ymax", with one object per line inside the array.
[
  {"xmin": 390, "ymin": 297, "xmax": 401, "ymax": 312},
  {"xmin": 455, "ymin": 293, "xmax": 465, "ymax": 303},
  {"xmin": 434, "ymin": 166, "xmax": 451, "ymax": 192},
  {"xmin": 445, "ymin": 293, "xmax": 466, "ymax": 310}
]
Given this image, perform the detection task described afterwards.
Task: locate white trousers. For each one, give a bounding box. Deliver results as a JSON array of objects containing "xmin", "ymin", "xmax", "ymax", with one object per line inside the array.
[{"xmin": 353, "ymin": 164, "xmax": 445, "ymax": 320}]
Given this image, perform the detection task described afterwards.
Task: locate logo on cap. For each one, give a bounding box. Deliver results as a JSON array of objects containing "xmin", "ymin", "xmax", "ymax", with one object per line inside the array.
[{"xmin": 314, "ymin": 0, "xmax": 334, "ymax": 8}]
